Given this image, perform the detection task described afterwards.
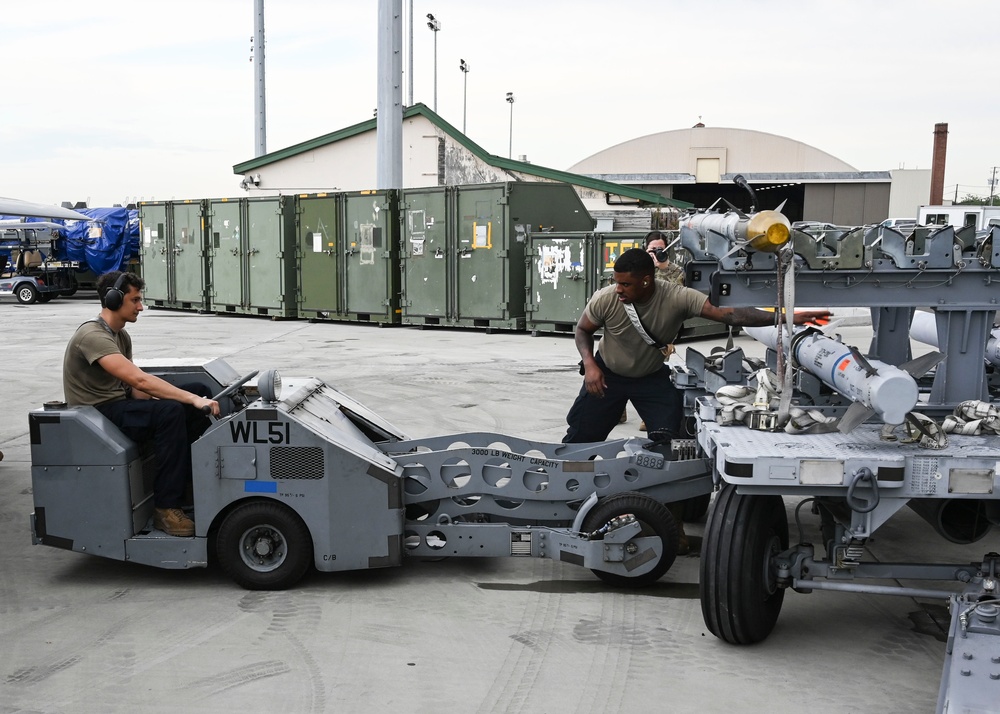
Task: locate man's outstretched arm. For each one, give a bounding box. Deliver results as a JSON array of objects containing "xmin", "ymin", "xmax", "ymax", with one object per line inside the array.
[{"xmin": 700, "ymin": 301, "xmax": 831, "ymax": 327}]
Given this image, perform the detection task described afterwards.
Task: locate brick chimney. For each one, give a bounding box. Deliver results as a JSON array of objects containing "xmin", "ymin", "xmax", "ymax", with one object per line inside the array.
[{"xmin": 930, "ymin": 123, "xmax": 948, "ymax": 205}]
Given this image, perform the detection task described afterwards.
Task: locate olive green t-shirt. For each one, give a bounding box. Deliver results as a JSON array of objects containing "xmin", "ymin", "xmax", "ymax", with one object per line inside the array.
[
  {"xmin": 584, "ymin": 282, "xmax": 707, "ymax": 377},
  {"xmin": 62, "ymin": 320, "xmax": 133, "ymax": 406}
]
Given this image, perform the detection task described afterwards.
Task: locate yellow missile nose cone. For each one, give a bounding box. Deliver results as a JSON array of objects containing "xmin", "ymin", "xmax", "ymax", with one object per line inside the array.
[{"xmin": 746, "ymin": 210, "xmax": 791, "ymax": 252}]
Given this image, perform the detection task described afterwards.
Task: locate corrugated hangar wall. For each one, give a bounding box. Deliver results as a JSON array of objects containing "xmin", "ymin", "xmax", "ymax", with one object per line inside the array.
[{"xmin": 803, "ymin": 183, "xmax": 891, "ymax": 225}]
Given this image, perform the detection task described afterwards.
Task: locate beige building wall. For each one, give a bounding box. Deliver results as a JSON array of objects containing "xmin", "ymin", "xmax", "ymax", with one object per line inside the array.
[
  {"xmin": 240, "ymin": 115, "xmax": 501, "ymax": 194},
  {"xmin": 887, "ymin": 169, "xmax": 931, "ymax": 219}
]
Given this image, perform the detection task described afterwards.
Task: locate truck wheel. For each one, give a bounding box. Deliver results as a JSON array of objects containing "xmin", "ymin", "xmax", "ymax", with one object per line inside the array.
[
  {"xmin": 582, "ymin": 491, "xmax": 678, "ymax": 587},
  {"xmin": 217, "ymin": 501, "xmax": 313, "ymax": 590},
  {"xmin": 700, "ymin": 485, "xmax": 788, "ymax": 644},
  {"xmin": 680, "ymin": 492, "xmax": 711, "ymax": 522},
  {"xmin": 16, "ymin": 283, "xmax": 38, "ymax": 304}
]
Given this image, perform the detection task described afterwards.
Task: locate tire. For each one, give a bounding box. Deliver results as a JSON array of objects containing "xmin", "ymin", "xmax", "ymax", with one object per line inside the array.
[
  {"xmin": 37, "ymin": 293, "xmax": 52, "ymax": 303},
  {"xmin": 15, "ymin": 283, "xmax": 38, "ymax": 304},
  {"xmin": 700, "ymin": 485, "xmax": 788, "ymax": 644},
  {"xmin": 680, "ymin": 492, "xmax": 711, "ymax": 522},
  {"xmin": 216, "ymin": 501, "xmax": 313, "ymax": 590},
  {"xmin": 581, "ymin": 491, "xmax": 678, "ymax": 587}
]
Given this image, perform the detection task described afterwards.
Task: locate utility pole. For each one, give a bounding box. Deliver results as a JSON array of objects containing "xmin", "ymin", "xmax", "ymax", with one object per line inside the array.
[
  {"xmin": 506, "ymin": 92, "xmax": 515, "ymax": 158},
  {"xmin": 252, "ymin": 0, "xmax": 267, "ymax": 157},
  {"xmin": 376, "ymin": 0, "xmax": 403, "ymax": 189},
  {"xmin": 990, "ymin": 166, "xmax": 998, "ymax": 206},
  {"xmin": 426, "ymin": 13, "xmax": 440, "ymax": 111},
  {"xmin": 407, "ymin": 0, "xmax": 413, "ymax": 107},
  {"xmin": 459, "ymin": 59, "xmax": 470, "ymax": 133}
]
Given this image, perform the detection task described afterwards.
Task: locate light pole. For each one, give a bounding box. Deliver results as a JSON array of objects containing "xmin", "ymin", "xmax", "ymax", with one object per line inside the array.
[
  {"xmin": 426, "ymin": 13, "xmax": 440, "ymax": 112},
  {"xmin": 506, "ymin": 92, "xmax": 515, "ymax": 159},
  {"xmin": 459, "ymin": 58, "xmax": 470, "ymax": 133}
]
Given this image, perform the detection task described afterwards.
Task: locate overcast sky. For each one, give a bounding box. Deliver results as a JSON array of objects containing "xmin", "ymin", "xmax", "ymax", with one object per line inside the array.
[{"xmin": 2, "ymin": 0, "xmax": 997, "ymax": 209}]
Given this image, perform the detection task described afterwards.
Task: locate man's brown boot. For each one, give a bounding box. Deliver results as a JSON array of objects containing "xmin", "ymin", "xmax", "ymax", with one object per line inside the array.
[{"xmin": 154, "ymin": 508, "xmax": 195, "ymax": 537}]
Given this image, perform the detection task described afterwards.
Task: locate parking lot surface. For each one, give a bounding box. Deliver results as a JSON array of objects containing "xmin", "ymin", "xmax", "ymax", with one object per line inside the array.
[{"xmin": 0, "ymin": 298, "xmax": 982, "ymax": 713}]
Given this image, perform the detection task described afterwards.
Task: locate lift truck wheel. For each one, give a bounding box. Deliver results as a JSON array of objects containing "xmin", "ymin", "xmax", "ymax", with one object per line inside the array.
[
  {"xmin": 16, "ymin": 282, "xmax": 38, "ymax": 304},
  {"xmin": 216, "ymin": 501, "xmax": 313, "ymax": 590},
  {"xmin": 582, "ymin": 491, "xmax": 678, "ymax": 587},
  {"xmin": 700, "ymin": 485, "xmax": 788, "ymax": 644}
]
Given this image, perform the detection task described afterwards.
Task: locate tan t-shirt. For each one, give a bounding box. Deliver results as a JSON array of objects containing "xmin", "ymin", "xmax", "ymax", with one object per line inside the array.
[
  {"xmin": 62, "ymin": 320, "xmax": 133, "ymax": 406},
  {"xmin": 584, "ymin": 282, "xmax": 707, "ymax": 377}
]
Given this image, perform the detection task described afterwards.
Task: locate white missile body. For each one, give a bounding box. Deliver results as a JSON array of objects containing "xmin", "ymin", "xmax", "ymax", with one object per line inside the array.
[
  {"xmin": 743, "ymin": 325, "xmax": 919, "ymax": 426},
  {"xmin": 910, "ymin": 311, "xmax": 1000, "ymax": 370}
]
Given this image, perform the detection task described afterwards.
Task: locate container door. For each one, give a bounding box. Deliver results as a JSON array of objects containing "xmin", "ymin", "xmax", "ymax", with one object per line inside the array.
[
  {"xmin": 596, "ymin": 231, "xmax": 646, "ymax": 292},
  {"xmin": 297, "ymin": 195, "xmax": 340, "ymax": 315},
  {"xmin": 526, "ymin": 232, "xmax": 591, "ymax": 331},
  {"xmin": 139, "ymin": 203, "xmax": 170, "ymax": 303},
  {"xmin": 171, "ymin": 201, "xmax": 205, "ymax": 306},
  {"xmin": 400, "ymin": 188, "xmax": 448, "ymax": 320},
  {"xmin": 342, "ymin": 191, "xmax": 396, "ymax": 319},
  {"xmin": 245, "ymin": 197, "xmax": 288, "ymax": 311},
  {"xmin": 453, "ymin": 185, "xmax": 507, "ymax": 320},
  {"xmin": 208, "ymin": 200, "xmax": 244, "ymax": 308}
]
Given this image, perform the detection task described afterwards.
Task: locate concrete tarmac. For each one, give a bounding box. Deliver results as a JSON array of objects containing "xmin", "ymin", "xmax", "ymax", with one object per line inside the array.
[{"xmin": 0, "ymin": 296, "xmax": 991, "ymax": 713}]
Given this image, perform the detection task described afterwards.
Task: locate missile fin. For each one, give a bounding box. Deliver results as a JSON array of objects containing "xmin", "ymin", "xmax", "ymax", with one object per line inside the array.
[
  {"xmin": 898, "ymin": 351, "xmax": 945, "ymax": 379},
  {"xmin": 848, "ymin": 346, "xmax": 879, "ymax": 377},
  {"xmin": 838, "ymin": 402, "xmax": 875, "ymax": 433},
  {"xmin": 720, "ymin": 241, "xmax": 749, "ymax": 259}
]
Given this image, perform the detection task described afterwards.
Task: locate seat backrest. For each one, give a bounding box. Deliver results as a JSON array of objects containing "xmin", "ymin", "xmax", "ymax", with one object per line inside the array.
[{"xmin": 21, "ymin": 250, "xmax": 43, "ymax": 268}]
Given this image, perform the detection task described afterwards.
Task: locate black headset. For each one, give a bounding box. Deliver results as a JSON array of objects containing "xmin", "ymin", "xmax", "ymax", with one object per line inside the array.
[{"xmin": 103, "ymin": 272, "xmax": 128, "ymax": 311}]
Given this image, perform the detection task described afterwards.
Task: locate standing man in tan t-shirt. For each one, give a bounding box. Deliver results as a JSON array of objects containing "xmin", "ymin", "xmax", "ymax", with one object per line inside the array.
[
  {"xmin": 564, "ymin": 248, "xmax": 828, "ymax": 444},
  {"xmin": 62, "ymin": 271, "xmax": 219, "ymax": 536}
]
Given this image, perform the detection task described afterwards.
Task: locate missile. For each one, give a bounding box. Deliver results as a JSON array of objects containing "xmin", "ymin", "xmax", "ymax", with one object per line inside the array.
[
  {"xmin": 680, "ymin": 209, "xmax": 791, "ymax": 255},
  {"xmin": 743, "ymin": 325, "xmax": 942, "ymax": 429},
  {"xmin": 910, "ymin": 310, "xmax": 1000, "ymax": 369}
]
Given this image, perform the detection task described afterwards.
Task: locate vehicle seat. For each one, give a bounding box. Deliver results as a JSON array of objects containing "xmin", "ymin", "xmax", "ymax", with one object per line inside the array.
[{"xmin": 29, "ymin": 405, "xmax": 157, "ymax": 548}]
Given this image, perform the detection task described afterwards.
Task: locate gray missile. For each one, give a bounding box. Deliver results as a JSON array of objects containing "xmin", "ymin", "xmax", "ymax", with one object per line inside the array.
[{"xmin": 743, "ymin": 325, "xmax": 941, "ymax": 429}]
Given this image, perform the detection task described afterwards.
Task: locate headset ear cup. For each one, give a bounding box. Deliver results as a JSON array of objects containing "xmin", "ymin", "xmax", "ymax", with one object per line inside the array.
[
  {"xmin": 104, "ymin": 273, "xmax": 127, "ymax": 310},
  {"xmin": 105, "ymin": 288, "xmax": 123, "ymax": 310}
]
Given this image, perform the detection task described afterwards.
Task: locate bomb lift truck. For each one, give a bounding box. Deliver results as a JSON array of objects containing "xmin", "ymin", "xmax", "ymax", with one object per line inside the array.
[
  {"xmin": 28, "ymin": 357, "xmax": 713, "ymax": 592},
  {"xmin": 676, "ymin": 198, "xmax": 1000, "ymax": 712}
]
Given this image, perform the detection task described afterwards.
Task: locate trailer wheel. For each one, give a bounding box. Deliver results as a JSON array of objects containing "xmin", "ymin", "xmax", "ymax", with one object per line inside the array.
[
  {"xmin": 700, "ymin": 485, "xmax": 788, "ymax": 644},
  {"xmin": 582, "ymin": 491, "xmax": 678, "ymax": 587},
  {"xmin": 217, "ymin": 502, "xmax": 313, "ymax": 590},
  {"xmin": 680, "ymin": 492, "xmax": 711, "ymax": 522},
  {"xmin": 16, "ymin": 283, "xmax": 38, "ymax": 304}
]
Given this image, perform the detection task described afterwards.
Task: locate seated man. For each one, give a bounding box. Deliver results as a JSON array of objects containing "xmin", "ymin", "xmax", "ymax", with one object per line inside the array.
[{"xmin": 62, "ymin": 271, "xmax": 220, "ymax": 536}]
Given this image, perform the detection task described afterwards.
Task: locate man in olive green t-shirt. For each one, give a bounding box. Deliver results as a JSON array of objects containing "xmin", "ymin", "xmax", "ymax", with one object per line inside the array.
[{"xmin": 62, "ymin": 271, "xmax": 220, "ymax": 537}]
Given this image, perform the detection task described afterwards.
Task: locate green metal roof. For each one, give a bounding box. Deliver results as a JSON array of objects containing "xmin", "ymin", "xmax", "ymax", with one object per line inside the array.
[{"xmin": 232, "ymin": 103, "xmax": 692, "ymax": 209}]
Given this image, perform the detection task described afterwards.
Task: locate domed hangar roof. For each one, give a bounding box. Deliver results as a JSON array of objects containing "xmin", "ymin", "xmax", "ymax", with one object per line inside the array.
[{"xmin": 567, "ymin": 126, "xmax": 858, "ymax": 177}]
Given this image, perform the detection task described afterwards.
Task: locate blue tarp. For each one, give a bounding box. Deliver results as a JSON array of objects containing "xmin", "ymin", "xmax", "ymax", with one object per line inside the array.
[{"xmin": 62, "ymin": 207, "xmax": 139, "ymax": 275}]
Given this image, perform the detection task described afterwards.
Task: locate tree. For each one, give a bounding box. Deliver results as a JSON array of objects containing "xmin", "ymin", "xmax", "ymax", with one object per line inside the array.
[{"xmin": 956, "ymin": 194, "xmax": 994, "ymax": 205}]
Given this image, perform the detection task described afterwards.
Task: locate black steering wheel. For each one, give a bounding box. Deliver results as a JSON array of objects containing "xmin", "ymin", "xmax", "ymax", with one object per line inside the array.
[{"xmin": 211, "ymin": 370, "xmax": 260, "ymax": 402}]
